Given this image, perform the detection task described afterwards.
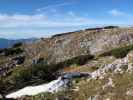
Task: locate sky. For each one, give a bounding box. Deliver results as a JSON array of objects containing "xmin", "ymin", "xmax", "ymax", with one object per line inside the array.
[{"xmin": 0, "ymin": 0, "xmax": 133, "ymax": 39}]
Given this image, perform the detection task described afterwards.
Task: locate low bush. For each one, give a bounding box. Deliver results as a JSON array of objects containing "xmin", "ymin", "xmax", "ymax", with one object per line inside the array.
[
  {"xmin": 13, "ymin": 54, "xmax": 94, "ymax": 83},
  {"xmin": 0, "ymin": 49, "xmax": 4, "ymax": 54},
  {"xmin": 12, "ymin": 42, "xmax": 23, "ymax": 48},
  {"xmin": 0, "ymin": 54, "xmax": 94, "ymax": 94},
  {"xmin": 12, "ymin": 67, "xmax": 32, "ymax": 84},
  {"xmin": 55, "ymin": 54, "xmax": 94, "ymax": 70},
  {"xmin": 104, "ymin": 26, "xmax": 119, "ymax": 29},
  {"xmin": 4, "ymin": 48, "xmax": 23, "ymax": 56},
  {"xmin": 100, "ymin": 45, "xmax": 133, "ymax": 58},
  {"xmin": 1, "ymin": 63, "xmax": 56, "ymax": 93}
]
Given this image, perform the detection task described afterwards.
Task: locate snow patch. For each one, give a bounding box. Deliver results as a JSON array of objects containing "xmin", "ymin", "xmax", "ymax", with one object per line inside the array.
[
  {"xmin": 6, "ymin": 77, "xmax": 69, "ymax": 99},
  {"xmin": 6, "ymin": 72, "xmax": 90, "ymax": 99}
]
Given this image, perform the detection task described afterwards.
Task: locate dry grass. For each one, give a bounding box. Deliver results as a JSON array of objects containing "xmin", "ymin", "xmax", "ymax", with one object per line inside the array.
[{"xmin": 71, "ymin": 72, "xmax": 133, "ymax": 100}]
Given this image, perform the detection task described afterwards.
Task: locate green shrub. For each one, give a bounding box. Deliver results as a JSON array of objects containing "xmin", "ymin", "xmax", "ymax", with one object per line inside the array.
[
  {"xmin": 4, "ymin": 48, "xmax": 23, "ymax": 56},
  {"xmin": 100, "ymin": 45, "xmax": 133, "ymax": 58},
  {"xmin": 14, "ymin": 68, "xmax": 32, "ymax": 82},
  {"xmin": 55, "ymin": 54, "xmax": 94, "ymax": 69},
  {"xmin": 31, "ymin": 63, "xmax": 55, "ymax": 81},
  {"xmin": 0, "ymin": 49, "xmax": 4, "ymax": 54},
  {"xmin": 104, "ymin": 26, "xmax": 119, "ymax": 29},
  {"xmin": 13, "ymin": 42, "xmax": 23, "ymax": 48},
  {"xmin": 6, "ymin": 63, "xmax": 56, "ymax": 90},
  {"xmin": 1, "ymin": 54, "xmax": 94, "ymax": 93}
]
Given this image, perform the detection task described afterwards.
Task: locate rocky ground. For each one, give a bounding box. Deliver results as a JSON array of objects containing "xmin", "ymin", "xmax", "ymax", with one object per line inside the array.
[{"xmin": 5, "ymin": 51, "xmax": 133, "ymax": 100}]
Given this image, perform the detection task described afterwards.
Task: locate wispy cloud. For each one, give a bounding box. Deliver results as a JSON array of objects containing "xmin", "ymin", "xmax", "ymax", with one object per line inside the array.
[
  {"xmin": 36, "ymin": 2, "xmax": 72, "ymax": 12},
  {"xmin": 0, "ymin": 7, "xmax": 133, "ymax": 39},
  {"xmin": 108, "ymin": 9, "xmax": 125, "ymax": 16},
  {"xmin": 0, "ymin": 13, "xmax": 91, "ymax": 28},
  {"xmin": 108, "ymin": 9, "xmax": 133, "ymax": 18},
  {"xmin": 0, "ymin": 11, "xmax": 93, "ymax": 39}
]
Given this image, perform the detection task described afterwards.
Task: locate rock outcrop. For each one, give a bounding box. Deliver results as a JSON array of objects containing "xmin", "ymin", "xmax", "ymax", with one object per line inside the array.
[{"xmin": 24, "ymin": 27, "xmax": 133, "ymax": 64}]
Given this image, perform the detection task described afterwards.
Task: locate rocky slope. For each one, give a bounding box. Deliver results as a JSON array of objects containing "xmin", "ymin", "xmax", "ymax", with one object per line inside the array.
[
  {"xmin": 24, "ymin": 27, "xmax": 133, "ymax": 64},
  {"xmin": 0, "ymin": 26, "xmax": 133, "ymax": 100},
  {"xmin": 13, "ymin": 50, "xmax": 133, "ymax": 100}
]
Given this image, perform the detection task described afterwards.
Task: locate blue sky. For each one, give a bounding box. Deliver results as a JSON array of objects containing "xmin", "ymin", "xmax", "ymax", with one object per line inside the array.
[{"xmin": 0, "ymin": 0, "xmax": 133, "ymax": 39}]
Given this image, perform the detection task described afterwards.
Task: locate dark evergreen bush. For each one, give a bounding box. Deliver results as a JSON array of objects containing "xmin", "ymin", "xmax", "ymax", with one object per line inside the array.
[
  {"xmin": 4, "ymin": 48, "xmax": 23, "ymax": 56},
  {"xmin": 0, "ymin": 49, "xmax": 4, "ymax": 54},
  {"xmin": 104, "ymin": 26, "xmax": 119, "ymax": 29},
  {"xmin": 12, "ymin": 42, "xmax": 23, "ymax": 48},
  {"xmin": 100, "ymin": 45, "xmax": 133, "ymax": 58},
  {"xmin": 0, "ymin": 54, "xmax": 94, "ymax": 93}
]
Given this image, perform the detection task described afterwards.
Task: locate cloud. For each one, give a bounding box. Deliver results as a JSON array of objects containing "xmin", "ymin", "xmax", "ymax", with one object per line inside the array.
[
  {"xmin": 0, "ymin": 1, "xmax": 94, "ymax": 39},
  {"xmin": 0, "ymin": 12, "xmax": 92, "ymax": 28},
  {"xmin": 0, "ymin": 11, "xmax": 93, "ymax": 39},
  {"xmin": 36, "ymin": 2, "xmax": 72, "ymax": 12},
  {"xmin": 0, "ymin": 7, "xmax": 132, "ymax": 39},
  {"xmin": 108, "ymin": 9, "xmax": 125, "ymax": 16}
]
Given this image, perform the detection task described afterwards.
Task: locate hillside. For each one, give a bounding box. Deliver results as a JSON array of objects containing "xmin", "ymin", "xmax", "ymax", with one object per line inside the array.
[
  {"xmin": 24, "ymin": 26, "xmax": 133, "ymax": 64},
  {"xmin": 19, "ymin": 51, "xmax": 133, "ymax": 100},
  {"xmin": 0, "ymin": 26, "xmax": 133, "ymax": 100}
]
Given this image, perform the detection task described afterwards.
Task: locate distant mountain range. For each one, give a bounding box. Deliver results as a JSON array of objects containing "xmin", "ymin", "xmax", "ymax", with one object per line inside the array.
[{"xmin": 0, "ymin": 38, "xmax": 38, "ymax": 48}]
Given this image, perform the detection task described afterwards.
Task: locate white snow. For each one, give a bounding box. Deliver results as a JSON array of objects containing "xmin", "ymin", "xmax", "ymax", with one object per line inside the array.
[
  {"xmin": 6, "ymin": 72, "xmax": 90, "ymax": 99},
  {"xmin": 6, "ymin": 77, "xmax": 69, "ymax": 99}
]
